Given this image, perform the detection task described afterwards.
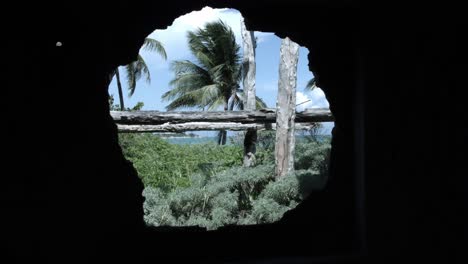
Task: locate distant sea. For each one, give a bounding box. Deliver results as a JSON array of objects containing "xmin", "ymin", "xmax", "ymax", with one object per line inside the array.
[
  {"xmin": 163, "ymin": 135, "xmax": 332, "ymax": 145},
  {"xmin": 164, "ymin": 136, "xmax": 221, "ymax": 145}
]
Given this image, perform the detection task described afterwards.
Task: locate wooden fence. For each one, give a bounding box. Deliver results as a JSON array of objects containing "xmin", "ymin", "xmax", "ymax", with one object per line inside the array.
[{"xmin": 111, "ymin": 37, "xmax": 334, "ymax": 178}]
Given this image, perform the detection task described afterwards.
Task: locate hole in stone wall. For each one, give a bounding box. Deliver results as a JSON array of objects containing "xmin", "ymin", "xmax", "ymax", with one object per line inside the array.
[{"xmin": 108, "ymin": 6, "xmax": 335, "ymax": 230}]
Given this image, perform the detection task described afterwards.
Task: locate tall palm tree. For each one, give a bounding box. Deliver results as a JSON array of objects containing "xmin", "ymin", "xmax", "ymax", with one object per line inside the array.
[
  {"xmin": 162, "ymin": 20, "xmax": 266, "ymax": 144},
  {"xmin": 113, "ymin": 38, "xmax": 167, "ymax": 110}
]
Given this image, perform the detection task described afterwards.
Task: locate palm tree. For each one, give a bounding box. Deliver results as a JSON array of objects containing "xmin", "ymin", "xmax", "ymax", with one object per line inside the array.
[
  {"xmin": 305, "ymin": 77, "xmax": 317, "ymax": 91},
  {"xmin": 162, "ymin": 20, "xmax": 266, "ymax": 144},
  {"xmin": 295, "ymin": 77, "xmax": 318, "ymax": 107},
  {"xmin": 112, "ymin": 38, "xmax": 167, "ymax": 110}
]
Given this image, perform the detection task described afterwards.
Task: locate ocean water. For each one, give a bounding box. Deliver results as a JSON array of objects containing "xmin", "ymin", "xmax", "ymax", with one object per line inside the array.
[{"xmin": 163, "ymin": 136, "xmax": 222, "ymax": 145}]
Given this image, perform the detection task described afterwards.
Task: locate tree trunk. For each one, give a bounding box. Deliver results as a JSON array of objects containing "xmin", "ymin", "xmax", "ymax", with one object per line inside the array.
[
  {"xmin": 217, "ymin": 100, "xmax": 229, "ymax": 145},
  {"xmin": 275, "ymin": 37, "xmax": 299, "ymax": 179},
  {"xmin": 241, "ymin": 18, "xmax": 257, "ymax": 167},
  {"xmin": 115, "ymin": 69, "xmax": 125, "ymax": 111}
]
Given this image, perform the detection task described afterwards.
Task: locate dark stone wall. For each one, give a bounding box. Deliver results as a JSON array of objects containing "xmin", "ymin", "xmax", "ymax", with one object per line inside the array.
[{"xmin": 2, "ymin": 1, "xmax": 466, "ymax": 263}]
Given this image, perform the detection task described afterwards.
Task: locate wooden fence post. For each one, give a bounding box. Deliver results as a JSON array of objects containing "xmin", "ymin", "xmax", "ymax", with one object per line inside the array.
[
  {"xmin": 241, "ymin": 18, "xmax": 257, "ymax": 167},
  {"xmin": 275, "ymin": 37, "xmax": 299, "ymax": 178}
]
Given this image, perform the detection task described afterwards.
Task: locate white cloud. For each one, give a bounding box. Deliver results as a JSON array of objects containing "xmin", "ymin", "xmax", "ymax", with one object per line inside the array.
[
  {"xmin": 296, "ymin": 91, "xmax": 313, "ymax": 111},
  {"xmin": 144, "ymin": 7, "xmax": 243, "ymax": 62},
  {"xmin": 142, "ymin": 7, "xmax": 274, "ymax": 65},
  {"xmin": 309, "ymin": 88, "xmax": 330, "ymax": 108},
  {"xmin": 296, "ymin": 88, "xmax": 329, "ymax": 111}
]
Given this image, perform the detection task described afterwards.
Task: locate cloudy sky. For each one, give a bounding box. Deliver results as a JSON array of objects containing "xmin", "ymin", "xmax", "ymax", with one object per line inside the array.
[{"xmin": 108, "ymin": 7, "xmax": 333, "ymax": 134}]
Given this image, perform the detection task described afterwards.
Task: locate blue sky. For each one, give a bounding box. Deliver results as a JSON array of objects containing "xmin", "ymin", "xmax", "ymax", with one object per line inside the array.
[{"xmin": 108, "ymin": 7, "xmax": 334, "ymax": 135}]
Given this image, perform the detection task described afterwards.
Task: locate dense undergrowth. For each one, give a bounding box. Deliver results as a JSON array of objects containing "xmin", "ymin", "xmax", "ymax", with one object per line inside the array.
[{"xmin": 118, "ymin": 131, "xmax": 331, "ymax": 230}]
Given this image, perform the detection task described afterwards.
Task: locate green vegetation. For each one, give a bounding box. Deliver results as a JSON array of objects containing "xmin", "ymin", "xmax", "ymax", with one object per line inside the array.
[
  {"xmin": 119, "ymin": 134, "xmax": 243, "ymax": 192},
  {"xmin": 162, "ymin": 20, "xmax": 266, "ymax": 144},
  {"xmin": 117, "ymin": 130, "xmax": 331, "ymax": 230},
  {"xmin": 111, "ymin": 19, "xmax": 332, "ymax": 230},
  {"xmin": 111, "ymin": 38, "xmax": 167, "ymax": 110},
  {"xmin": 109, "ymin": 95, "xmax": 144, "ymax": 111},
  {"xmin": 162, "ymin": 20, "xmax": 242, "ymax": 111}
]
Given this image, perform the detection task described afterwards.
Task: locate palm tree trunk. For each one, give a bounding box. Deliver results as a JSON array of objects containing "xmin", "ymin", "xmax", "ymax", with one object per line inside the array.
[
  {"xmin": 229, "ymin": 97, "xmax": 235, "ymax": 111},
  {"xmin": 217, "ymin": 100, "xmax": 229, "ymax": 145},
  {"xmin": 115, "ymin": 69, "xmax": 125, "ymax": 111}
]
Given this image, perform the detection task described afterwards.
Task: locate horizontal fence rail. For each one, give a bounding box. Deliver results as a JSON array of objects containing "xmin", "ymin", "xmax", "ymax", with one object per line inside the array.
[
  {"xmin": 117, "ymin": 122, "xmax": 322, "ymax": 133},
  {"xmin": 111, "ymin": 108, "xmax": 334, "ymax": 127}
]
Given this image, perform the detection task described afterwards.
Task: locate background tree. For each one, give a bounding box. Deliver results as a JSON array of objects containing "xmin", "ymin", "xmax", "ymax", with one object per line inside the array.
[
  {"xmin": 163, "ymin": 20, "xmax": 265, "ymax": 145},
  {"xmin": 109, "ymin": 94, "xmax": 144, "ymax": 111},
  {"xmin": 112, "ymin": 38, "xmax": 167, "ymax": 110},
  {"xmin": 300, "ymin": 77, "xmax": 322, "ymax": 141}
]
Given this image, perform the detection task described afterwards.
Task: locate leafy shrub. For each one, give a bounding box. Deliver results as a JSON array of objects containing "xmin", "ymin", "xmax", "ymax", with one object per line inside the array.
[
  {"xmin": 295, "ymin": 139, "xmax": 331, "ymax": 172},
  {"xmin": 117, "ymin": 115, "xmax": 332, "ymax": 230},
  {"xmin": 249, "ymin": 198, "xmax": 290, "ymax": 224},
  {"xmin": 119, "ymin": 133, "xmax": 243, "ymax": 192},
  {"xmin": 228, "ymin": 131, "xmax": 277, "ymax": 165},
  {"xmin": 143, "ymin": 139, "xmax": 331, "ymax": 230},
  {"xmin": 229, "ymin": 130, "xmax": 330, "ymax": 167}
]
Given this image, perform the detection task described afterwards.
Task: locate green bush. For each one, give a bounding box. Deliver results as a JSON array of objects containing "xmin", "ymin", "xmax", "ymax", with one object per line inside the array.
[
  {"xmin": 295, "ymin": 139, "xmax": 331, "ymax": 172},
  {"xmin": 118, "ymin": 122, "xmax": 332, "ymax": 230},
  {"xmin": 143, "ymin": 139, "xmax": 331, "ymax": 230},
  {"xmin": 119, "ymin": 133, "xmax": 243, "ymax": 192}
]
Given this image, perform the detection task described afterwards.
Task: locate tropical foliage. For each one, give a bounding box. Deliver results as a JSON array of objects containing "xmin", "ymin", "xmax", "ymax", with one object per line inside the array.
[
  {"xmin": 142, "ymin": 139, "xmax": 331, "ymax": 230},
  {"xmin": 162, "ymin": 20, "xmax": 242, "ymax": 111},
  {"xmin": 112, "ymin": 38, "xmax": 167, "ymax": 110},
  {"xmin": 305, "ymin": 77, "xmax": 317, "ymax": 91},
  {"xmin": 109, "ymin": 20, "xmax": 333, "ymax": 231},
  {"xmin": 114, "ymin": 100, "xmax": 332, "ymax": 230},
  {"xmin": 108, "ymin": 94, "xmax": 144, "ymax": 111},
  {"xmin": 119, "ymin": 134, "xmax": 244, "ymax": 192},
  {"xmin": 162, "ymin": 20, "xmax": 266, "ymax": 144}
]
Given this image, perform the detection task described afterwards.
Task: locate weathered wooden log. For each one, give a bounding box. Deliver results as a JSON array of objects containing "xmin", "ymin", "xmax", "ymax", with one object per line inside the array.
[
  {"xmin": 117, "ymin": 122, "xmax": 321, "ymax": 133},
  {"xmin": 275, "ymin": 37, "xmax": 299, "ymax": 179},
  {"xmin": 110, "ymin": 108, "xmax": 333, "ymax": 125},
  {"xmin": 241, "ymin": 18, "xmax": 257, "ymax": 167},
  {"xmin": 241, "ymin": 18, "xmax": 257, "ymax": 111},
  {"xmin": 296, "ymin": 108, "xmax": 334, "ymax": 122}
]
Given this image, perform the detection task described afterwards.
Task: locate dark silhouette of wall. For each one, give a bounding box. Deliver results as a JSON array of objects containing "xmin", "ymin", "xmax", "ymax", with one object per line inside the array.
[{"xmin": 2, "ymin": 1, "xmax": 466, "ymax": 263}]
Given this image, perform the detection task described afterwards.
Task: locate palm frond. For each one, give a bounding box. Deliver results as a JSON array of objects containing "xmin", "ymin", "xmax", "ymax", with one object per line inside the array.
[
  {"xmin": 305, "ymin": 78, "xmax": 317, "ymax": 91},
  {"xmin": 163, "ymin": 60, "xmax": 211, "ymax": 102},
  {"xmin": 165, "ymin": 20, "xmax": 242, "ymax": 112},
  {"xmin": 164, "ymin": 94, "xmax": 202, "ymax": 111},
  {"xmin": 231, "ymin": 91, "xmax": 267, "ymax": 110},
  {"xmin": 206, "ymin": 96, "xmax": 226, "ymax": 111},
  {"xmin": 194, "ymin": 51, "xmax": 213, "ymax": 68},
  {"xmin": 124, "ymin": 63, "xmax": 137, "ymax": 96},
  {"xmin": 255, "ymin": 96, "xmax": 268, "ymax": 109},
  {"xmin": 165, "ymin": 74, "xmax": 209, "ymax": 99},
  {"xmin": 164, "ymin": 84, "xmax": 220, "ymax": 111},
  {"xmin": 198, "ymin": 84, "xmax": 221, "ymax": 108},
  {"xmin": 170, "ymin": 60, "xmax": 209, "ymax": 76},
  {"xmin": 142, "ymin": 38, "xmax": 167, "ymax": 60},
  {"xmin": 226, "ymin": 93, "xmax": 241, "ymax": 111},
  {"xmin": 125, "ymin": 55, "xmax": 151, "ymax": 97},
  {"xmin": 137, "ymin": 55, "xmax": 151, "ymax": 84}
]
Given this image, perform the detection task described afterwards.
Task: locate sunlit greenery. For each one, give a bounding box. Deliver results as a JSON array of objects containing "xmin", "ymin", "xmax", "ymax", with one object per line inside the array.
[
  {"xmin": 119, "ymin": 133, "xmax": 243, "ymax": 192},
  {"xmin": 117, "ymin": 130, "xmax": 331, "ymax": 230},
  {"xmin": 141, "ymin": 139, "xmax": 330, "ymax": 230}
]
